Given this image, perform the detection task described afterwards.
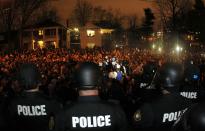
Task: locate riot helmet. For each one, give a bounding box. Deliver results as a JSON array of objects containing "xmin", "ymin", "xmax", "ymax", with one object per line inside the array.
[
  {"xmin": 184, "ymin": 64, "xmax": 200, "ymax": 83},
  {"xmin": 158, "ymin": 62, "xmax": 183, "ymax": 92},
  {"xmin": 76, "ymin": 62, "xmax": 101, "ymax": 90},
  {"xmin": 142, "ymin": 61, "xmax": 158, "ymax": 83},
  {"xmin": 17, "ymin": 63, "xmax": 41, "ymax": 90}
]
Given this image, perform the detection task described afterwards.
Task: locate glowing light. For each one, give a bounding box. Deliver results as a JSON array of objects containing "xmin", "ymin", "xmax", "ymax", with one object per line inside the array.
[
  {"xmin": 176, "ymin": 45, "xmax": 180, "ymax": 52},
  {"xmin": 53, "ymin": 41, "xmax": 56, "ymax": 47},
  {"xmin": 158, "ymin": 47, "xmax": 162, "ymax": 52},
  {"xmin": 100, "ymin": 30, "xmax": 104, "ymax": 34},
  {"xmin": 100, "ymin": 29, "xmax": 114, "ymax": 34},
  {"xmin": 87, "ymin": 30, "xmax": 95, "ymax": 37},
  {"xmin": 38, "ymin": 30, "xmax": 43, "ymax": 35},
  {"xmin": 32, "ymin": 40, "xmax": 35, "ymax": 49},
  {"xmin": 152, "ymin": 44, "xmax": 156, "ymax": 49},
  {"xmin": 38, "ymin": 40, "xmax": 44, "ymax": 49},
  {"xmin": 87, "ymin": 43, "xmax": 95, "ymax": 48},
  {"xmin": 74, "ymin": 28, "xmax": 79, "ymax": 32},
  {"xmin": 175, "ymin": 45, "xmax": 183, "ymax": 52}
]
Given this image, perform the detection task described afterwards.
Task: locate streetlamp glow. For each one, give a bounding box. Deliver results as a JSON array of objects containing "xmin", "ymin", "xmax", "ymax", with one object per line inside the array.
[
  {"xmin": 152, "ymin": 44, "xmax": 156, "ymax": 49},
  {"xmin": 158, "ymin": 47, "xmax": 162, "ymax": 52},
  {"xmin": 176, "ymin": 45, "xmax": 180, "ymax": 52},
  {"xmin": 175, "ymin": 45, "xmax": 183, "ymax": 53}
]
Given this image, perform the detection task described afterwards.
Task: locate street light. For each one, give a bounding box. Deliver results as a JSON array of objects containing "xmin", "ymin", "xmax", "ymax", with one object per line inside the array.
[
  {"xmin": 175, "ymin": 45, "xmax": 183, "ymax": 53},
  {"xmin": 152, "ymin": 44, "xmax": 156, "ymax": 49},
  {"xmin": 158, "ymin": 47, "xmax": 162, "ymax": 52}
]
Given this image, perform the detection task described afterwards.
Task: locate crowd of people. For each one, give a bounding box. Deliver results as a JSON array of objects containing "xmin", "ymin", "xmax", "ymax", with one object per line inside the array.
[
  {"xmin": 1, "ymin": 47, "xmax": 205, "ymax": 131},
  {"xmin": 0, "ymin": 48, "xmax": 163, "ymax": 99}
]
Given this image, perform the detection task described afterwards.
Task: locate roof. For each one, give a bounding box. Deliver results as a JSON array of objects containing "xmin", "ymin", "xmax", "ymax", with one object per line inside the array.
[
  {"xmin": 25, "ymin": 20, "xmax": 66, "ymax": 29},
  {"xmin": 94, "ymin": 21, "xmax": 117, "ymax": 29},
  {"xmin": 84, "ymin": 22, "xmax": 99, "ymax": 29}
]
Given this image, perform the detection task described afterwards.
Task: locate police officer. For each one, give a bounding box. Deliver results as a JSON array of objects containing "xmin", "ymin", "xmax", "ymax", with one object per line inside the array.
[
  {"xmin": 132, "ymin": 61, "xmax": 160, "ymax": 105},
  {"xmin": 0, "ymin": 101, "xmax": 7, "ymax": 131},
  {"xmin": 133, "ymin": 62, "xmax": 192, "ymax": 131},
  {"xmin": 57, "ymin": 62, "xmax": 128, "ymax": 131},
  {"xmin": 172, "ymin": 102, "xmax": 205, "ymax": 131},
  {"xmin": 0, "ymin": 74, "xmax": 8, "ymax": 131},
  {"xmin": 8, "ymin": 63, "xmax": 61, "ymax": 131},
  {"xmin": 140, "ymin": 61, "xmax": 158, "ymax": 89},
  {"xmin": 180, "ymin": 63, "xmax": 205, "ymax": 103}
]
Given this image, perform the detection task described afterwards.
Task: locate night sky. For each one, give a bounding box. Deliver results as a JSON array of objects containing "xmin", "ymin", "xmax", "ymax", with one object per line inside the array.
[{"xmin": 52, "ymin": 0, "xmax": 153, "ymax": 22}]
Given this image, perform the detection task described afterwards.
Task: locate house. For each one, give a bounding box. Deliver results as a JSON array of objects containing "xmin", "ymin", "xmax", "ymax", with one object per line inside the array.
[
  {"xmin": 0, "ymin": 31, "xmax": 18, "ymax": 51},
  {"xmin": 0, "ymin": 21, "xmax": 114, "ymax": 50},
  {"xmin": 69, "ymin": 23, "xmax": 114, "ymax": 49},
  {"xmin": 23, "ymin": 20, "xmax": 69, "ymax": 50}
]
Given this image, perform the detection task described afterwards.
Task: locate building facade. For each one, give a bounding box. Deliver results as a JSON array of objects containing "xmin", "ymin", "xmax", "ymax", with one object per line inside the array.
[
  {"xmin": 23, "ymin": 21, "xmax": 69, "ymax": 50},
  {"xmin": 0, "ymin": 21, "xmax": 114, "ymax": 50},
  {"xmin": 69, "ymin": 23, "xmax": 114, "ymax": 49}
]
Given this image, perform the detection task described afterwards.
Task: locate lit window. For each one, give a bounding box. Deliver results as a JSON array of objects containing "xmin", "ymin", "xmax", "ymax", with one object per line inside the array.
[
  {"xmin": 74, "ymin": 28, "xmax": 79, "ymax": 32},
  {"xmin": 87, "ymin": 30, "xmax": 95, "ymax": 37},
  {"xmin": 87, "ymin": 43, "xmax": 95, "ymax": 48},
  {"xmin": 39, "ymin": 30, "xmax": 43, "ymax": 35},
  {"xmin": 100, "ymin": 29, "xmax": 114, "ymax": 34},
  {"xmin": 38, "ymin": 40, "xmax": 44, "ymax": 49}
]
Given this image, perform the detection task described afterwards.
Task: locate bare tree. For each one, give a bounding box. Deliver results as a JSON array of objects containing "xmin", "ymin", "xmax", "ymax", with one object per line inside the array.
[
  {"xmin": 15, "ymin": 0, "xmax": 48, "ymax": 48},
  {"xmin": 0, "ymin": 0, "xmax": 48, "ymax": 31},
  {"xmin": 154, "ymin": 0, "xmax": 192, "ymax": 32},
  {"xmin": 126, "ymin": 14, "xmax": 140, "ymax": 47},
  {"xmin": 128, "ymin": 14, "xmax": 138, "ymax": 30},
  {"xmin": 34, "ymin": 5, "xmax": 60, "ymax": 23},
  {"xmin": 16, "ymin": 0, "xmax": 47, "ymax": 27},
  {"xmin": 0, "ymin": 0, "xmax": 18, "ymax": 32},
  {"xmin": 0, "ymin": 0, "xmax": 20, "ymax": 49},
  {"xmin": 73, "ymin": 0, "xmax": 93, "ymax": 26},
  {"xmin": 92, "ymin": 6, "xmax": 107, "ymax": 22}
]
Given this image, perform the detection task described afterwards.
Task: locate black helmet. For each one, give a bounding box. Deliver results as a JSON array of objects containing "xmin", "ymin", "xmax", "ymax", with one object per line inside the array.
[
  {"xmin": 76, "ymin": 62, "xmax": 101, "ymax": 90},
  {"xmin": 17, "ymin": 63, "xmax": 40, "ymax": 90},
  {"xmin": 172, "ymin": 102, "xmax": 205, "ymax": 131},
  {"xmin": 158, "ymin": 62, "xmax": 183, "ymax": 92},
  {"xmin": 142, "ymin": 61, "xmax": 158, "ymax": 83},
  {"xmin": 184, "ymin": 64, "xmax": 200, "ymax": 83}
]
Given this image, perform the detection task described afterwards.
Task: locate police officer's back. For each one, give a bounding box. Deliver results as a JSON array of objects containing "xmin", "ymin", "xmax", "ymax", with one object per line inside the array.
[
  {"xmin": 180, "ymin": 64, "xmax": 205, "ymax": 103},
  {"xmin": 133, "ymin": 62, "xmax": 192, "ymax": 131},
  {"xmin": 134, "ymin": 61, "xmax": 160, "ymax": 104},
  {"xmin": 8, "ymin": 63, "xmax": 61, "ymax": 131},
  {"xmin": 58, "ymin": 62, "xmax": 128, "ymax": 131},
  {"xmin": 172, "ymin": 102, "xmax": 205, "ymax": 131},
  {"xmin": 0, "ymin": 85, "xmax": 8, "ymax": 131}
]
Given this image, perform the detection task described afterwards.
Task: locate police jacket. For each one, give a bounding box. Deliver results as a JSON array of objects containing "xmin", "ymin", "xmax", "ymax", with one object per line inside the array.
[
  {"xmin": 133, "ymin": 93, "xmax": 192, "ymax": 131},
  {"xmin": 172, "ymin": 102, "xmax": 205, "ymax": 131},
  {"xmin": 180, "ymin": 83, "xmax": 205, "ymax": 103},
  {"xmin": 8, "ymin": 91, "xmax": 61, "ymax": 131},
  {"xmin": 0, "ymin": 94, "xmax": 8, "ymax": 131},
  {"xmin": 57, "ymin": 95, "xmax": 128, "ymax": 131}
]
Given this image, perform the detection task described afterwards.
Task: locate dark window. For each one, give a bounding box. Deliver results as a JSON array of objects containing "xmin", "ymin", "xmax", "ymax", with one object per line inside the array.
[
  {"xmin": 45, "ymin": 29, "xmax": 56, "ymax": 36},
  {"xmin": 23, "ymin": 31, "xmax": 31, "ymax": 38}
]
